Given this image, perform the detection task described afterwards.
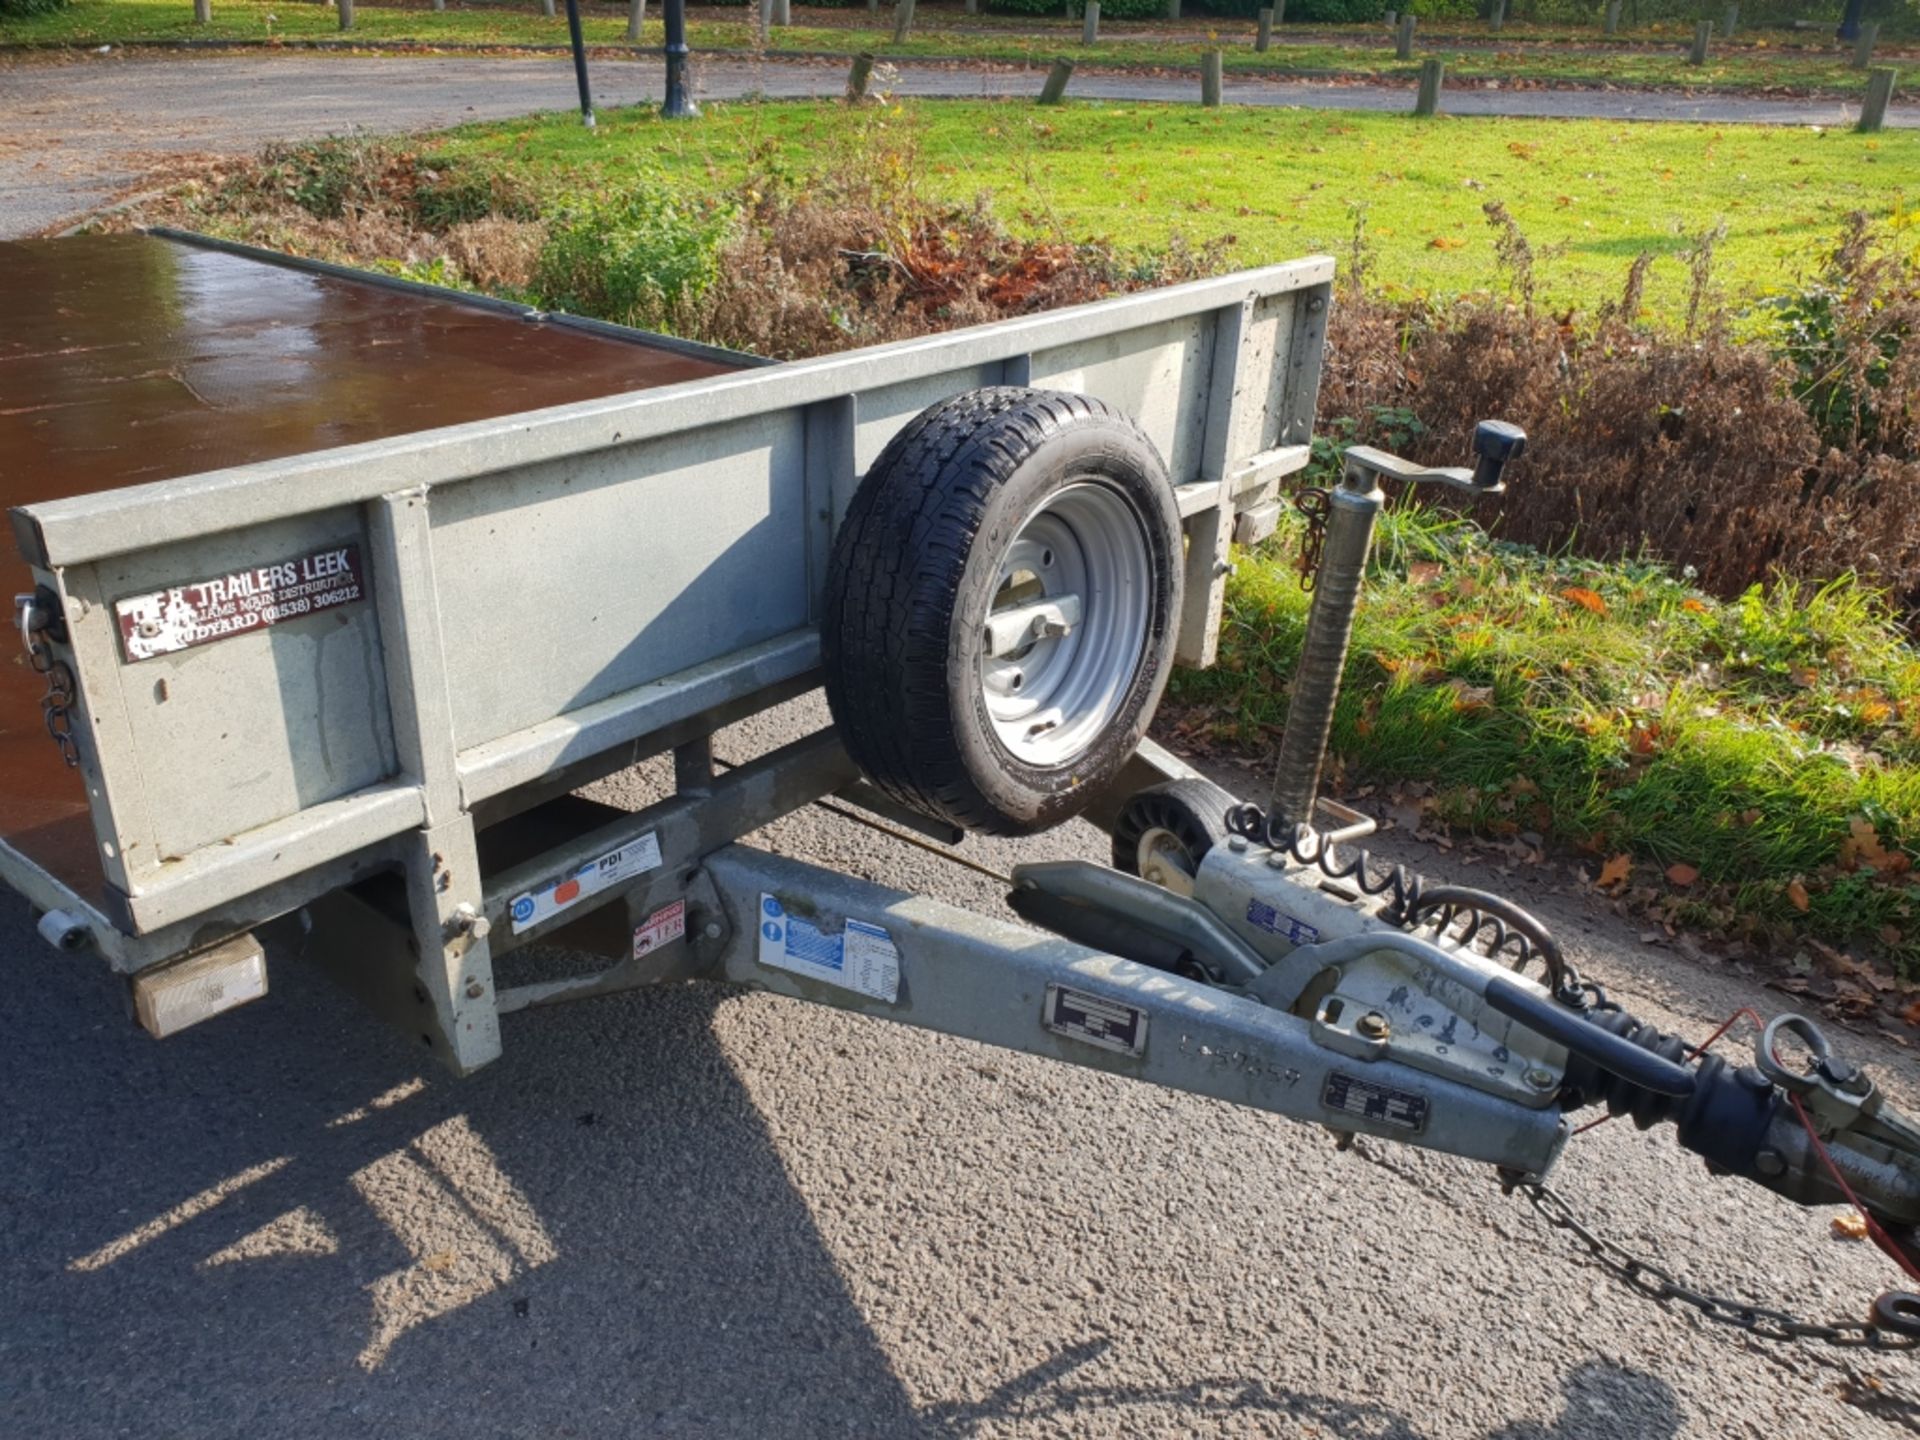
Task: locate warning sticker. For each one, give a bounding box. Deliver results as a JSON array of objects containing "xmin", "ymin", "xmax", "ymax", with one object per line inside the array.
[
  {"xmin": 1323, "ymin": 1072, "xmax": 1429, "ymax": 1133},
  {"xmin": 755, "ymin": 894, "xmax": 900, "ymax": 1003},
  {"xmin": 508, "ymin": 832, "xmax": 662, "ymax": 934},
  {"xmin": 115, "ymin": 543, "xmax": 368, "ymax": 662},
  {"xmin": 1042, "ymin": 984, "xmax": 1147, "ymax": 1057},
  {"xmin": 633, "ymin": 900, "xmax": 687, "ymax": 958}
]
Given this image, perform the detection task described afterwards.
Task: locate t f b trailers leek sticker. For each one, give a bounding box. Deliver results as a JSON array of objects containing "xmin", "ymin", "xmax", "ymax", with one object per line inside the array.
[{"xmin": 114, "ymin": 543, "xmax": 367, "ymax": 661}]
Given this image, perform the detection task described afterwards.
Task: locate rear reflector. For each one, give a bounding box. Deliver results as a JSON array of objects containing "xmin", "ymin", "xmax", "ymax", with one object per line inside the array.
[{"xmin": 131, "ymin": 935, "xmax": 268, "ymax": 1039}]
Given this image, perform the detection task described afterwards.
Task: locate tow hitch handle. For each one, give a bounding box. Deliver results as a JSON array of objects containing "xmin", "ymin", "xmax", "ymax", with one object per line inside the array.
[{"xmin": 1483, "ymin": 975, "xmax": 1696, "ymax": 1098}]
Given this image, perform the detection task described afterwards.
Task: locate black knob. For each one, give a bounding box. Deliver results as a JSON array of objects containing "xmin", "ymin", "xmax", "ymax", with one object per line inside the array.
[{"xmin": 1471, "ymin": 419, "xmax": 1526, "ymax": 491}]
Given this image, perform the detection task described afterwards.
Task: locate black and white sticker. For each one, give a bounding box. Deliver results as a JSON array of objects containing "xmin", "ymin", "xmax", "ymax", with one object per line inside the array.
[
  {"xmin": 1323, "ymin": 1072, "xmax": 1429, "ymax": 1132},
  {"xmin": 1042, "ymin": 984, "xmax": 1147, "ymax": 1057},
  {"xmin": 115, "ymin": 543, "xmax": 368, "ymax": 661}
]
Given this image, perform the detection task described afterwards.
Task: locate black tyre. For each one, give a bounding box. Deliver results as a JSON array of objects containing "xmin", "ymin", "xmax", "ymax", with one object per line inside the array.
[
  {"xmin": 822, "ymin": 387, "xmax": 1183, "ymax": 836},
  {"xmin": 1111, "ymin": 779, "xmax": 1234, "ymax": 897}
]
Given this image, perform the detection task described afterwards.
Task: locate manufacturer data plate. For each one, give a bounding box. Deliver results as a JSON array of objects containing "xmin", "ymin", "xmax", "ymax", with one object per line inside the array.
[
  {"xmin": 1323, "ymin": 1072, "xmax": 1429, "ymax": 1133},
  {"xmin": 1042, "ymin": 984, "xmax": 1147, "ymax": 1057},
  {"xmin": 756, "ymin": 895, "xmax": 900, "ymax": 1003},
  {"xmin": 115, "ymin": 543, "xmax": 368, "ymax": 661},
  {"xmin": 509, "ymin": 832, "xmax": 662, "ymax": 934}
]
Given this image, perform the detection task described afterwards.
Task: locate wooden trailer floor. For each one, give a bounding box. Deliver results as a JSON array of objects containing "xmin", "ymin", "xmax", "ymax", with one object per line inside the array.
[{"xmin": 0, "ymin": 231, "xmax": 745, "ymax": 900}]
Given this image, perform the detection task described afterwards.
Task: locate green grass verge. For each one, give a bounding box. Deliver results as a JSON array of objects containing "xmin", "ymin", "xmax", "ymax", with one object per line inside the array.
[
  {"xmin": 1171, "ymin": 505, "xmax": 1920, "ymax": 971},
  {"xmin": 421, "ymin": 98, "xmax": 1917, "ymax": 322},
  {"xmin": 3, "ymin": 0, "xmax": 1904, "ymax": 95}
]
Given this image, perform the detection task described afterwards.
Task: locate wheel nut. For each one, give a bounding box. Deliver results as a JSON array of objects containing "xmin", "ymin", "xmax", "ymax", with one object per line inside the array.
[
  {"xmin": 1356, "ymin": 1011, "xmax": 1390, "ymax": 1040},
  {"xmin": 1755, "ymin": 1147, "xmax": 1787, "ymax": 1178}
]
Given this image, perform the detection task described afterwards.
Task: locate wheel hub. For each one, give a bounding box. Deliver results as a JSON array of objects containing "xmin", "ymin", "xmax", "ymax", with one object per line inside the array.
[{"xmin": 980, "ymin": 481, "xmax": 1151, "ymax": 767}]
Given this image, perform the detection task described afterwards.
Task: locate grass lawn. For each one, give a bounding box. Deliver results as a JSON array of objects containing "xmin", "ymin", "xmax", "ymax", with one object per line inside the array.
[
  {"xmin": 1172, "ymin": 504, "xmax": 1920, "ymax": 975},
  {"xmin": 426, "ymin": 97, "xmax": 1918, "ymax": 321},
  {"xmin": 3, "ymin": 0, "xmax": 1903, "ymax": 95}
]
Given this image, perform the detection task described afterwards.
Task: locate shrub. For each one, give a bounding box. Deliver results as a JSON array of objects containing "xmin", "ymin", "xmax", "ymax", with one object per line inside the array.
[
  {"xmin": 1317, "ymin": 210, "xmax": 1920, "ymax": 627},
  {"xmin": 530, "ymin": 182, "xmax": 733, "ymax": 331},
  {"xmin": 254, "ymin": 135, "xmax": 399, "ymax": 222},
  {"xmin": 0, "ymin": 0, "xmax": 69, "ymax": 16}
]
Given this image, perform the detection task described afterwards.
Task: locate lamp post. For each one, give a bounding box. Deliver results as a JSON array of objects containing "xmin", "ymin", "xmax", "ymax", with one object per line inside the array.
[
  {"xmin": 563, "ymin": 0, "xmax": 596, "ymax": 127},
  {"xmin": 663, "ymin": 0, "xmax": 698, "ymax": 118}
]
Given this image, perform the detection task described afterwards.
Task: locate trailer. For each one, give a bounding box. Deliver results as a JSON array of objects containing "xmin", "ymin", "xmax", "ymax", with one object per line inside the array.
[{"xmin": 6, "ymin": 228, "xmax": 1920, "ymax": 1347}]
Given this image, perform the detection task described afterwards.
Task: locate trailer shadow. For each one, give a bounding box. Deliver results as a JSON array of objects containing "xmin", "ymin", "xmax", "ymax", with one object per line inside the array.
[
  {"xmin": 925, "ymin": 1340, "xmax": 1686, "ymax": 1440},
  {"xmin": 0, "ymin": 895, "xmax": 933, "ymax": 1438}
]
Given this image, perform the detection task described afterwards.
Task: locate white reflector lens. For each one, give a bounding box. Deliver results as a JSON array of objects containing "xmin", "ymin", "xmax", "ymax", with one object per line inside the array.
[{"xmin": 132, "ymin": 935, "xmax": 268, "ymax": 1039}]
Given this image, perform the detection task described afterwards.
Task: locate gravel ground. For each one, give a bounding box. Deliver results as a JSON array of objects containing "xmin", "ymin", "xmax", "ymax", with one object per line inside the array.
[
  {"xmin": 3, "ymin": 689, "xmax": 1919, "ymax": 1439},
  {"xmin": 1, "ymin": 49, "xmax": 1912, "ymax": 238}
]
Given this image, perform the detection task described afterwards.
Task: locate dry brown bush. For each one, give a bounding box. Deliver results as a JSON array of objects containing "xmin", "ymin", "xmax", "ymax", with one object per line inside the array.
[
  {"xmin": 443, "ymin": 218, "xmax": 545, "ymax": 292},
  {"xmin": 1321, "ymin": 212, "xmax": 1920, "ymax": 620}
]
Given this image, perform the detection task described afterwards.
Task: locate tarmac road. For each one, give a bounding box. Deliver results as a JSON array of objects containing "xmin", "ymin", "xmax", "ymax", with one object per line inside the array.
[
  {"xmin": 4, "ymin": 691, "xmax": 1919, "ymax": 1439},
  {"xmin": 0, "ymin": 48, "xmax": 1913, "ymax": 237}
]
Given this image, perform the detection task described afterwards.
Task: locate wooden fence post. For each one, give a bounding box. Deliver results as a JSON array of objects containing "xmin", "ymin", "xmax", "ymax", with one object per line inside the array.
[
  {"xmin": 1255, "ymin": 6, "xmax": 1272, "ymax": 52},
  {"xmin": 892, "ymin": 0, "xmax": 914, "ymax": 43},
  {"xmin": 1853, "ymin": 22, "xmax": 1879, "ymax": 69},
  {"xmin": 1395, "ymin": 14, "xmax": 1414, "ymax": 59},
  {"xmin": 1414, "ymin": 56, "xmax": 1444, "ymax": 115},
  {"xmin": 1857, "ymin": 67, "xmax": 1897, "ymax": 133},
  {"xmin": 1488, "ymin": 0, "xmax": 1503, "ymax": 33},
  {"xmin": 1721, "ymin": 3, "xmax": 1737, "ymax": 38},
  {"xmin": 1201, "ymin": 48, "xmax": 1223, "ymax": 106},
  {"xmin": 1165, "ymin": 0, "xmax": 1180, "ymax": 19},
  {"xmin": 847, "ymin": 51, "xmax": 874, "ymax": 100},
  {"xmin": 193, "ymin": 0, "xmax": 211, "ymax": 22},
  {"xmin": 773, "ymin": 0, "xmax": 790, "ymax": 24},
  {"xmin": 627, "ymin": 0, "xmax": 643, "ymax": 39},
  {"xmin": 541, "ymin": 0, "xmax": 555, "ymax": 17},
  {"xmin": 1688, "ymin": 20, "xmax": 1710, "ymax": 65},
  {"xmin": 1038, "ymin": 58, "xmax": 1075, "ymax": 104},
  {"xmin": 338, "ymin": 0, "xmax": 353, "ymax": 29},
  {"xmin": 1603, "ymin": 0, "xmax": 1619, "ymax": 34},
  {"xmin": 1083, "ymin": 0, "xmax": 1099, "ymax": 45}
]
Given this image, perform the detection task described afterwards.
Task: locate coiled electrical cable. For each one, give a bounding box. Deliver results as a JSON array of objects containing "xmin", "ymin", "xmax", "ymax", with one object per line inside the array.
[{"xmin": 1223, "ymin": 801, "xmax": 1585, "ymax": 1004}]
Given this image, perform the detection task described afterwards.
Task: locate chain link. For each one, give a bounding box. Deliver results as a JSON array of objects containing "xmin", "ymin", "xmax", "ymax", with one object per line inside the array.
[
  {"xmin": 1293, "ymin": 487, "xmax": 1331, "ymax": 593},
  {"xmin": 1513, "ymin": 1178, "xmax": 1917, "ymax": 1352},
  {"xmin": 20, "ymin": 598, "xmax": 80, "ymax": 768}
]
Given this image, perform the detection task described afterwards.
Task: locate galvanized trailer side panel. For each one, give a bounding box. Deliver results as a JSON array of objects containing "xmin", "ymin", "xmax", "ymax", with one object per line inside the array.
[{"xmin": 7, "ymin": 253, "xmax": 1334, "ymax": 1023}]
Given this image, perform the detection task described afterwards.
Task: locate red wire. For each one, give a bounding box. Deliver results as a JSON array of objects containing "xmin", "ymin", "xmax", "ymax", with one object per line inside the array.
[
  {"xmin": 1568, "ymin": 1006, "xmax": 1765, "ymax": 1138},
  {"xmin": 1785, "ymin": 1088, "xmax": 1920, "ymax": 1286},
  {"xmin": 1564, "ymin": 1001, "xmax": 1920, "ymax": 1288}
]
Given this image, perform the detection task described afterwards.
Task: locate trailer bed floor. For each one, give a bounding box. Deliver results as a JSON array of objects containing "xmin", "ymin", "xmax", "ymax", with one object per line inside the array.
[{"xmin": 0, "ymin": 231, "xmax": 747, "ymax": 900}]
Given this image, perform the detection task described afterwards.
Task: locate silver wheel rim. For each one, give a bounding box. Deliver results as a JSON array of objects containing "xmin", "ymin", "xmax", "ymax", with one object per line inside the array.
[{"xmin": 979, "ymin": 480, "xmax": 1152, "ymax": 767}]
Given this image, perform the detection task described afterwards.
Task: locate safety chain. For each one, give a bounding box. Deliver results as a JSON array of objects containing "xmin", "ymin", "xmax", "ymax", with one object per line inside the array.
[
  {"xmin": 1512, "ymin": 1178, "xmax": 1919, "ymax": 1352},
  {"xmin": 17, "ymin": 593, "xmax": 80, "ymax": 769},
  {"xmin": 1293, "ymin": 487, "xmax": 1331, "ymax": 594}
]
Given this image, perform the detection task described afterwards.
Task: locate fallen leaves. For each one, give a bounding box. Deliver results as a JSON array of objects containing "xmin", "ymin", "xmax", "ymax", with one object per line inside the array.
[
  {"xmin": 1559, "ymin": 586, "xmax": 1609, "ymax": 616},
  {"xmin": 1597, "ymin": 853, "xmax": 1633, "ymax": 890},
  {"xmin": 1428, "ymin": 235, "xmax": 1466, "ymax": 251},
  {"xmin": 1786, "ymin": 878, "xmax": 1812, "ymax": 913},
  {"xmin": 1665, "ymin": 861, "xmax": 1700, "ymax": 887},
  {"xmin": 1831, "ymin": 1212, "xmax": 1869, "ymax": 1242}
]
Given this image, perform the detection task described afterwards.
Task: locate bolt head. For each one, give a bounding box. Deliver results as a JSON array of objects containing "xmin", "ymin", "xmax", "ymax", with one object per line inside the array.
[
  {"xmin": 465, "ymin": 981, "xmax": 484, "ymax": 999},
  {"xmin": 1356, "ymin": 1011, "xmax": 1390, "ymax": 1040},
  {"xmin": 1228, "ymin": 835, "xmax": 1249, "ymax": 853},
  {"xmin": 1523, "ymin": 1067, "xmax": 1556, "ymax": 1091},
  {"xmin": 1755, "ymin": 1147, "xmax": 1788, "ymax": 1178},
  {"xmin": 703, "ymin": 921, "xmax": 723, "ymax": 940},
  {"xmin": 1265, "ymin": 852, "xmax": 1288, "ymax": 869}
]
